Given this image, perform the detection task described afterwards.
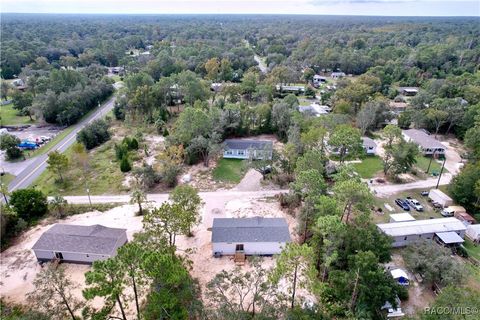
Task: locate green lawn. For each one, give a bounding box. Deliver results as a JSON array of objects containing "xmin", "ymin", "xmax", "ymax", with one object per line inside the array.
[
  {"xmin": 352, "ymin": 156, "xmax": 383, "ymax": 179},
  {"xmin": 212, "ymin": 158, "xmax": 244, "ymax": 183},
  {"xmin": 33, "ymin": 140, "xmax": 128, "ymax": 195},
  {"xmin": 414, "ymin": 156, "xmax": 447, "ymax": 175},
  {"xmin": 0, "ymin": 102, "xmax": 34, "ymax": 126},
  {"xmin": 464, "ymin": 239, "xmax": 480, "ymax": 261},
  {"xmin": 0, "ymin": 173, "xmax": 15, "ymax": 186}
]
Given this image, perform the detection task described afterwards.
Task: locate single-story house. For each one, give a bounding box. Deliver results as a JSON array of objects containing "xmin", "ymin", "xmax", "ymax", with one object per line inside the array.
[
  {"xmin": 399, "ymin": 87, "xmax": 419, "ymax": 96},
  {"xmin": 223, "ymin": 139, "xmax": 273, "ymax": 160},
  {"xmin": 361, "ymin": 137, "xmax": 377, "ymax": 155},
  {"xmin": 211, "ymin": 217, "xmax": 291, "ymax": 256},
  {"xmin": 331, "ymin": 72, "xmax": 346, "ymax": 79},
  {"xmin": 377, "ymin": 217, "xmax": 467, "ymax": 247},
  {"xmin": 32, "ymin": 224, "xmax": 128, "ymax": 264},
  {"xmin": 389, "ymin": 213, "xmax": 416, "ymax": 223},
  {"xmin": 402, "ymin": 129, "xmax": 446, "ymax": 156},
  {"xmin": 298, "ymin": 104, "xmax": 331, "ymax": 117},
  {"xmin": 466, "ymin": 224, "xmax": 480, "ymax": 243},
  {"xmin": 313, "ymin": 75, "xmax": 327, "ymax": 86},
  {"xmin": 390, "ymin": 268, "xmax": 409, "ymax": 286},
  {"xmin": 275, "ymin": 84, "xmax": 305, "ymax": 94}
]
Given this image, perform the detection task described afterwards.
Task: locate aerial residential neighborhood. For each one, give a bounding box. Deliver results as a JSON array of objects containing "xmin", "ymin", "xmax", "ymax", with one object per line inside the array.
[{"xmin": 0, "ymin": 1, "xmax": 479, "ymax": 320}]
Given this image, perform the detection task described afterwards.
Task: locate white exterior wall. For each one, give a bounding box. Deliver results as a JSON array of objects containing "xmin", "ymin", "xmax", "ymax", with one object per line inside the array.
[
  {"xmin": 33, "ymin": 249, "xmax": 111, "ymax": 263},
  {"xmin": 212, "ymin": 241, "xmax": 286, "ymax": 255},
  {"xmin": 428, "ymin": 190, "xmax": 453, "ymax": 207},
  {"xmin": 364, "ymin": 145, "xmax": 377, "ymax": 155},
  {"xmin": 223, "ymin": 149, "xmax": 272, "ymax": 160},
  {"xmin": 391, "ymin": 230, "xmax": 465, "ymax": 247}
]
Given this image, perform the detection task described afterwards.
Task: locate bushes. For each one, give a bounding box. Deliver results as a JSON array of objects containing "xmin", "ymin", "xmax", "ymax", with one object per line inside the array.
[
  {"xmin": 0, "ymin": 134, "xmax": 23, "ymax": 160},
  {"xmin": 120, "ymin": 156, "xmax": 132, "ymax": 172},
  {"xmin": 77, "ymin": 119, "xmax": 110, "ymax": 149},
  {"xmin": 115, "ymin": 136, "xmax": 139, "ymax": 173},
  {"xmin": 9, "ymin": 188, "xmax": 48, "ymax": 221}
]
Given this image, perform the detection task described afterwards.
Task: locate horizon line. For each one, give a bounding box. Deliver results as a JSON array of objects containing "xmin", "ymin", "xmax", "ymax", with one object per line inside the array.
[{"xmin": 2, "ymin": 12, "xmax": 479, "ymax": 18}]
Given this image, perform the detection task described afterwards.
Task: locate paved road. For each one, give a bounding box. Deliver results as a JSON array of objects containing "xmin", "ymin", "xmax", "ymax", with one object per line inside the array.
[
  {"xmin": 372, "ymin": 173, "xmax": 453, "ymax": 198},
  {"xmin": 8, "ymin": 95, "xmax": 117, "ymax": 192},
  {"xmin": 60, "ymin": 189, "xmax": 288, "ymax": 204}
]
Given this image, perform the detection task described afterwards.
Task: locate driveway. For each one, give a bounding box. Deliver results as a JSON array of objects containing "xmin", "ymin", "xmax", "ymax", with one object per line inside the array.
[{"xmin": 371, "ymin": 173, "xmax": 453, "ymax": 198}]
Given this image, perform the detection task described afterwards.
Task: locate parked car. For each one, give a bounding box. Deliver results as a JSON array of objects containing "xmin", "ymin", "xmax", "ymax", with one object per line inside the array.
[
  {"xmin": 432, "ymin": 201, "xmax": 442, "ymax": 209},
  {"xmin": 441, "ymin": 207, "xmax": 455, "ymax": 217},
  {"xmin": 420, "ymin": 191, "xmax": 429, "ymax": 197},
  {"xmin": 18, "ymin": 141, "xmax": 38, "ymax": 150},
  {"xmin": 395, "ymin": 199, "xmax": 410, "ymax": 211},
  {"xmin": 407, "ymin": 198, "xmax": 424, "ymax": 212}
]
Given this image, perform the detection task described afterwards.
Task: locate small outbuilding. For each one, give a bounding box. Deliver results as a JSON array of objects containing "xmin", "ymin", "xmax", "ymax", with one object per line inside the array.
[
  {"xmin": 32, "ymin": 224, "xmax": 128, "ymax": 264},
  {"xmin": 223, "ymin": 139, "xmax": 273, "ymax": 160},
  {"xmin": 390, "ymin": 268, "xmax": 409, "ymax": 286},
  {"xmin": 466, "ymin": 224, "xmax": 480, "ymax": 243},
  {"xmin": 428, "ymin": 189, "xmax": 453, "ymax": 208},
  {"xmin": 211, "ymin": 217, "xmax": 291, "ymax": 256},
  {"xmin": 313, "ymin": 74, "xmax": 327, "ymax": 87},
  {"xmin": 389, "ymin": 213, "xmax": 416, "ymax": 223},
  {"xmin": 361, "ymin": 137, "xmax": 377, "ymax": 155},
  {"xmin": 331, "ymin": 71, "xmax": 346, "ymax": 79}
]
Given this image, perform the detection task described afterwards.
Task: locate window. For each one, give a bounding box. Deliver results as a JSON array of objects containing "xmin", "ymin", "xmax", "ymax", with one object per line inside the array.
[
  {"xmin": 404, "ymin": 236, "xmax": 408, "ymax": 240},
  {"xmin": 55, "ymin": 252, "xmax": 64, "ymax": 260},
  {"xmin": 238, "ymin": 150, "xmax": 245, "ymax": 155},
  {"xmin": 235, "ymin": 244, "xmax": 244, "ymax": 251},
  {"xmin": 225, "ymin": 150, "xmax": 233, "ymax": 155}
]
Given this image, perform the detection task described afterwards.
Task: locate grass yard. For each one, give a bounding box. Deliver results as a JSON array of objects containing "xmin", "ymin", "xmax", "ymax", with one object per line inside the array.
[
  {"xmin": 414, "ymin": 156, "xmax": 447, "ymax": 175},
  {"xmin": 464, "ymin": 239, "xmax": 480, "ymax": 261},
  {"xmin": 0, "ymin": 102, "xmax": 34, "ymax": 126},
  {"xmin": 33, "ymin": 140, "xmax": 128, "ymax": 195},
  {"xmin": 212, "ymin": 158, "xmax": 244, "ymax": 183},
  {"xmin": 352, "ymin": 156, "xmax": 383, "ymax": 179},
  {"xmin": 0, "ymin": 173, "xmax": 15, "ymax": 186}
]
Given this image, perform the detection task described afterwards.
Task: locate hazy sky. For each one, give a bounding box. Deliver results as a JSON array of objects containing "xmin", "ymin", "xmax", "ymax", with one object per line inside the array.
[{"xmin": 2, "ymin": 0, "xmax": 479, "ymax": 16}]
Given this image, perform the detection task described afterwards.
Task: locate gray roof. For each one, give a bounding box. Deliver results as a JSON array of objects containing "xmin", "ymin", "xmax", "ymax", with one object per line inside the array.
[
  {"xmin": 224, "ymin": 139, "xmax": 273, "ymax": 151},
  {"xmin": 32, "ymin": 224, "xmax": 127, "ymax": 255},
  {"xmin": 402, "ymin": 129, "xmax": 445, "ymax": 150},
  {"xmin": 212, "ymin": 217, "xmax": 291, "ymax": 243},
  {"xmin": 435, "ymin": 231, "xmax": 464, "ymax": 244},
  {"xmin": 362, "ymin": 137, "xmax": 377, "ymax": 148}
]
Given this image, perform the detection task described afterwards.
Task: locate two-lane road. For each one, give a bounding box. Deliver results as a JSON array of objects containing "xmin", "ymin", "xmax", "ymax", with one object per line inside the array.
[{"xmin": 8, "ymin": 95, "xmax": 117, "ymax": 192}]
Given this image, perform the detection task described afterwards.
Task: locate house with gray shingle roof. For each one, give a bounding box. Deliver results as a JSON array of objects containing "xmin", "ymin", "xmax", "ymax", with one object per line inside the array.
[
  {"xmin": 223, "ymin": 139, "xmax": 273, "ymax": 160},
  {"xmin": 402, "ymin": 129, "xmax": 446, "ymax": 156},
  {"xmin": 212, "ymin": 217, "xmax": 291, "ymax": 255},
  {"xmin": 32, "ymin": 224, "xmax": 127, "ymax": 264}
]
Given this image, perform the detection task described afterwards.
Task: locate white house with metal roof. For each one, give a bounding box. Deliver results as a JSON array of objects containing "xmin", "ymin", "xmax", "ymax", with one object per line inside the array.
[
  {"xmin": 402, "ymin": 129, "xmax": 446, "ymax": 156},
  {"xmin": 211, "ymin": 217, "xmax": 291, "ymax": 255},
  {"xmin": 32, "ymin": 224, "xmax": 128, "ymax": 264},
  {"xmin": 223, "ymin": 139, "xmax": 273, "ymax": 160},
  {"xmin": 389, "ymin": 213, "xmax": 416, "ymax": 223},
  {"xmin": 377, "ymin": 217, "xmax": 466, "ymax": 247}
]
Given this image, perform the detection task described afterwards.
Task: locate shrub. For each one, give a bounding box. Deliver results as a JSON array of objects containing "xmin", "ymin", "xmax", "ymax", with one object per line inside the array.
[
  {"xmin": 114, "ymin": 143, "xmax": 129, "ymax": 160},
  {"xmin": 278, "ymin": 192, "xmax": 301, "ymax": 211},
  {"xmin": 161, "ymin": 163, "xmax": 180, "ymax": 187},
  {"xmin": 77, "ymin": 119, "xmax": 110, "ymax": 149},
  {"xmin": 120, "ymin": 156, "xmax": 132, "ymax": 172},
  {"xmin": 129, "ymin": 137, "xmax": 139, "ymax": 150},
  {"xmin": 0, "ymin": 134, "xmax": 23, "ymax": 160},
  {"xmin": 396, "ymin": 285, "xmax": 409, "ymax": 301},
  {"xmin": 9, "ymin": 189, "xmax": 48, "ymax": 221}
]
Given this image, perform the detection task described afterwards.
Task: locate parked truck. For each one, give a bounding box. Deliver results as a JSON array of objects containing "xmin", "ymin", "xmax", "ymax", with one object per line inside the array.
[{"xmin": 428, "ymin": 189, "xmax": 453, "ymax": 208}]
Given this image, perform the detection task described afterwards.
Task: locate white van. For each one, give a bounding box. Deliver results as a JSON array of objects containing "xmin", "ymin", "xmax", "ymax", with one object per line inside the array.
[{"xmin": 441, "ymin": 208, "xmax": 455, "ymax": 217}]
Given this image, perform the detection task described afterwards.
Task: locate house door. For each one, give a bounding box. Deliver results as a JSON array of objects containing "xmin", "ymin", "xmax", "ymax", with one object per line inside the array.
[
  {"xmin": 55, "ymin": 252, "xmax": 64, "ymax": 260},
  {"xmin": 235, "ymin": 244, "xmax": 244, "ymax": 251}
]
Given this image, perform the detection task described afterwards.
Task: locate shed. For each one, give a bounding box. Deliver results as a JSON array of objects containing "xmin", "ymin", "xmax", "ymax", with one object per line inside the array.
[
  {"xmin": 466, "ymin": 224, "xmax": 480, "ymax": 243},
  {"xmin": 331, "ymin": 72, "xmax": 346, "ymax": 79},
  {"xmin": 389, "ymin": 213, "xmax": 416, "ymax": 223},
  {"xmin": 313, "ymin": 75, "xmax": 327, "ymax": 86},
  {"xmin": 361, "ymin": 137, "xmax": 377, "ymax": 155},
  {"xmin": 402, "ymin": 129, "xmax": 445, "ymax": 156},
  {"xmin": 211, "ymin": 217, "xmax": 291, "ymax": 256},
  {"xmin": 223, "ymin": 139, "xmax": 273, "ymax": 160},
  {"xmin": 390, "ymin": 268, "xmax": 409, "ymax": 286},
  {"xmin": 428, "ymin": 189, "xmax": 453, "ymax": 207},
  {"xmin": 377, "ymin": 217, "xmax": 466, "ymax": 247},
  {"xmin": 399, "ymin": 87, "xmax": 419, "ymax": 96},
  {"xmin": 32, "ymin": 224, "xmax": 128, "ymax": 264}
]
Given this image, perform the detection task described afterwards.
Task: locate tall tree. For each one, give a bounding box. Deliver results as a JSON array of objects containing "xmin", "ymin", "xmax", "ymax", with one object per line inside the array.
[
  {"xmin": 269, "ymin": 243, "xmax": 317, "ymax": 309},
  {"xmin": 47, "ymin": 151, "xmax": 69, "ymax": 183},
  {"xmin": 328, "ymin": 125, "xmax": 363, "ymax": 163},
  {"xmin": 169, "ymin": 185, "xmax": 203, "ymax": 236},
  {"xmin": 27, "ymin": 263, "xmax": 83, "ymax": 320}
]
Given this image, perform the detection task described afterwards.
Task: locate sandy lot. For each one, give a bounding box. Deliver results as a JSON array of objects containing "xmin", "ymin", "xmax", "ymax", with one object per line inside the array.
[{"xmin": 0, "ymin": 190, "xmax": 297, "ymax": 308}]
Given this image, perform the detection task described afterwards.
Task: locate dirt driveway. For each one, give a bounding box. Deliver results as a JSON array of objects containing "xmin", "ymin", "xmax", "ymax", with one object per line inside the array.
[{"xmin": 1, "ymin": 190, "xmax": 296, "ymax": 308}]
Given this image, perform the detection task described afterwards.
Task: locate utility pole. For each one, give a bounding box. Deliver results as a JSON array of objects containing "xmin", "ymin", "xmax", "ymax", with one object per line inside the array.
[
  {"xmin": 435, "ymin": 157, "xmax": 447, "ymax": 189},
  {"xmin": 426, "ymin": 150, "xmax": 436, "ymax": 174}
]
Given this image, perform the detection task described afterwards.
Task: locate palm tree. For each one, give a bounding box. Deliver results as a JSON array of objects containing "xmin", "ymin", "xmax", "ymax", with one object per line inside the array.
[{"xmin": 49, "ymin": 195, "xmax": 68, "ymax": 218}]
